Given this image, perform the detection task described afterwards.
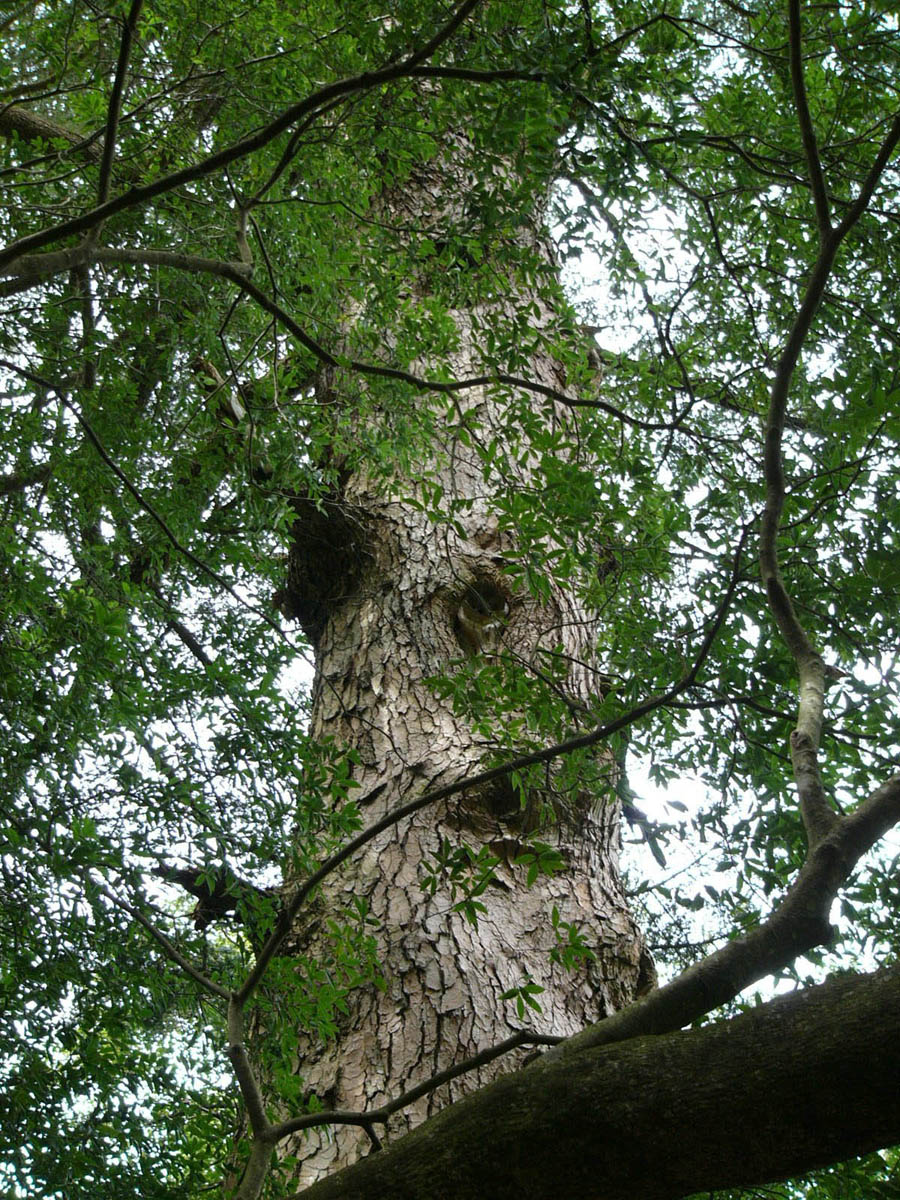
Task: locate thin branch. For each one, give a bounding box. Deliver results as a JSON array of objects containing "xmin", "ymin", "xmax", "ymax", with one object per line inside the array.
[
  {"xmin": 788, "ymin": 0, "xmax": 831, "ymax": 238},
  {"xmin": 146, "ymin": 581, "xmax": 213, "ymax": 666},
  {"xmin": 96, "ymin": 0, "xmax": 145, "ymax": 207},
  {"xmin": 126, "ymin": 249, "xmax": 678, "ymax": 431},
  {"xmin": 265, "ymin": 1031, "xmax": 562, "ymax": 1144},
  {"xmin": 97, "ymin": 883, "xmax": 230, "ymax": 999},
  {"xmin": 1, "ymin": 244, "xmax": 683, "ymax": 432},
  {"xmin": 227, "ymin": 997, "xmax": 270, "ymax": 1136},
  {"xmin": 834, "ymin": 110, "xmax": 900, "ymax": 238}
]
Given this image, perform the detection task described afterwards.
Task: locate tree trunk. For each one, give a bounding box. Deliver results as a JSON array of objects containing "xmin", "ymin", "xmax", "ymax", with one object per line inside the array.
[{"xmin": 275, "ymin": 144, "xmax": 651, "ymax": 1186}]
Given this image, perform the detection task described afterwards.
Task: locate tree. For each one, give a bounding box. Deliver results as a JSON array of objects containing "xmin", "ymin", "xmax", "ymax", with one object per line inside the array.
[{"xmin": 1, "ymin": 0, "xmax": 899, "ymax": 1197}]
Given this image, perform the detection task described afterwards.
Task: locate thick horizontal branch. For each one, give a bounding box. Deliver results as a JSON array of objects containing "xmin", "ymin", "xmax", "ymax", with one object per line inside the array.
[
  {"xmin": 293, "ymin": 966, "xmax": 900, "ymax": 1200},
  {"xmin": 0, "ymin": 103, "xmax": 103, "ymax": 160}
]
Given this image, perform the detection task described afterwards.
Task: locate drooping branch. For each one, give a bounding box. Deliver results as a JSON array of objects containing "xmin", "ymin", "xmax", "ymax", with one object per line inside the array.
[{"xmin": 0, "ymin": 245, "xmax": 686, "ymax": 432}]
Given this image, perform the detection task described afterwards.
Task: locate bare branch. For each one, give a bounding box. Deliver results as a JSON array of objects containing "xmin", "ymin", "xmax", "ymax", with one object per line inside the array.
[
  {"xmin": 227, "ymin": 997, "xmax": 271, "ymax": 1136},
  {"xmin": 265, "ymin": 1030, "xmax": 561, "ymax": 1144}
]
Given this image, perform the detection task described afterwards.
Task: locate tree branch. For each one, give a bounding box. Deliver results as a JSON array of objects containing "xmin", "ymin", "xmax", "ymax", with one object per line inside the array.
[
  {"xmin": 96, "ymin": 0, "xmax": 145, "ymax": 207},
  {"xmin": 265, "ymin": 1030, "xmax": 561, "ymax": 1144},
  {"xmin": 0, "ymin": 103, "xmax": 102, "ymax": 160},
  {"xmin": 0, "ymin": 244, "xmax": 681, "ymax": 433},
  {"xmin": 227, "ymin": 997, "xmax": 270, "ymax": 1136},
  {"xmin": 292, "ymin": 966, "xmax": 900, "ymax": 1200},
  {"xmin": 788, "ymin": 0, "xmax": 831, "ymax": 238},
  {"xmin": 559, "ymin": 770, "xmax": 900, "ymax": 1060},
  {"xmin": 0, "ymin": 0, "xmax": 485, "ymax": 272},
  {"xmin": 759, "ymin": 102, "xmax": 900, "ymax": 847},
  {"xmin": 97, "ymin": 883, "xmax": 230, "ymax": 1000}
]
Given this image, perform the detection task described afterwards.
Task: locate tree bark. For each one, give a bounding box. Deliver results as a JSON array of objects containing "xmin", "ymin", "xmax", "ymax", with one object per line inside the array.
[
  {"xmin": 293, "ymin": 965, "xmax": 900, "ymax": 1200},
  {"xmin": 274, "ymin": 145, "xmax": 651, "ymax": 1183}
]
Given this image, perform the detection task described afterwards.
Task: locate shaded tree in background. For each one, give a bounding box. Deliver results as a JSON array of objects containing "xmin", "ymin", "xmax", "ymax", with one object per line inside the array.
[{"xmin": 1, "ymin": 0, "xmax": 899, "ymax": 1197}]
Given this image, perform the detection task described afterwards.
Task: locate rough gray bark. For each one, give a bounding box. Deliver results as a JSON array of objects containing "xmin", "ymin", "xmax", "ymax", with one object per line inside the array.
[
  {"xmin": 293, "ymin": 964, "xmax": 900, "ymax": 1200},
  {"xmin": 275, "ymin": 149, "xmax": 651, "ymax": 1184}
]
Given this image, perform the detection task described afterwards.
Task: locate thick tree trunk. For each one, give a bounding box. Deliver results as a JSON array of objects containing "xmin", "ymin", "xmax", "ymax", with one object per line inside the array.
[{"xmin": 276, "ymin": 148, "xmax": 651, "ymax": 1185}]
